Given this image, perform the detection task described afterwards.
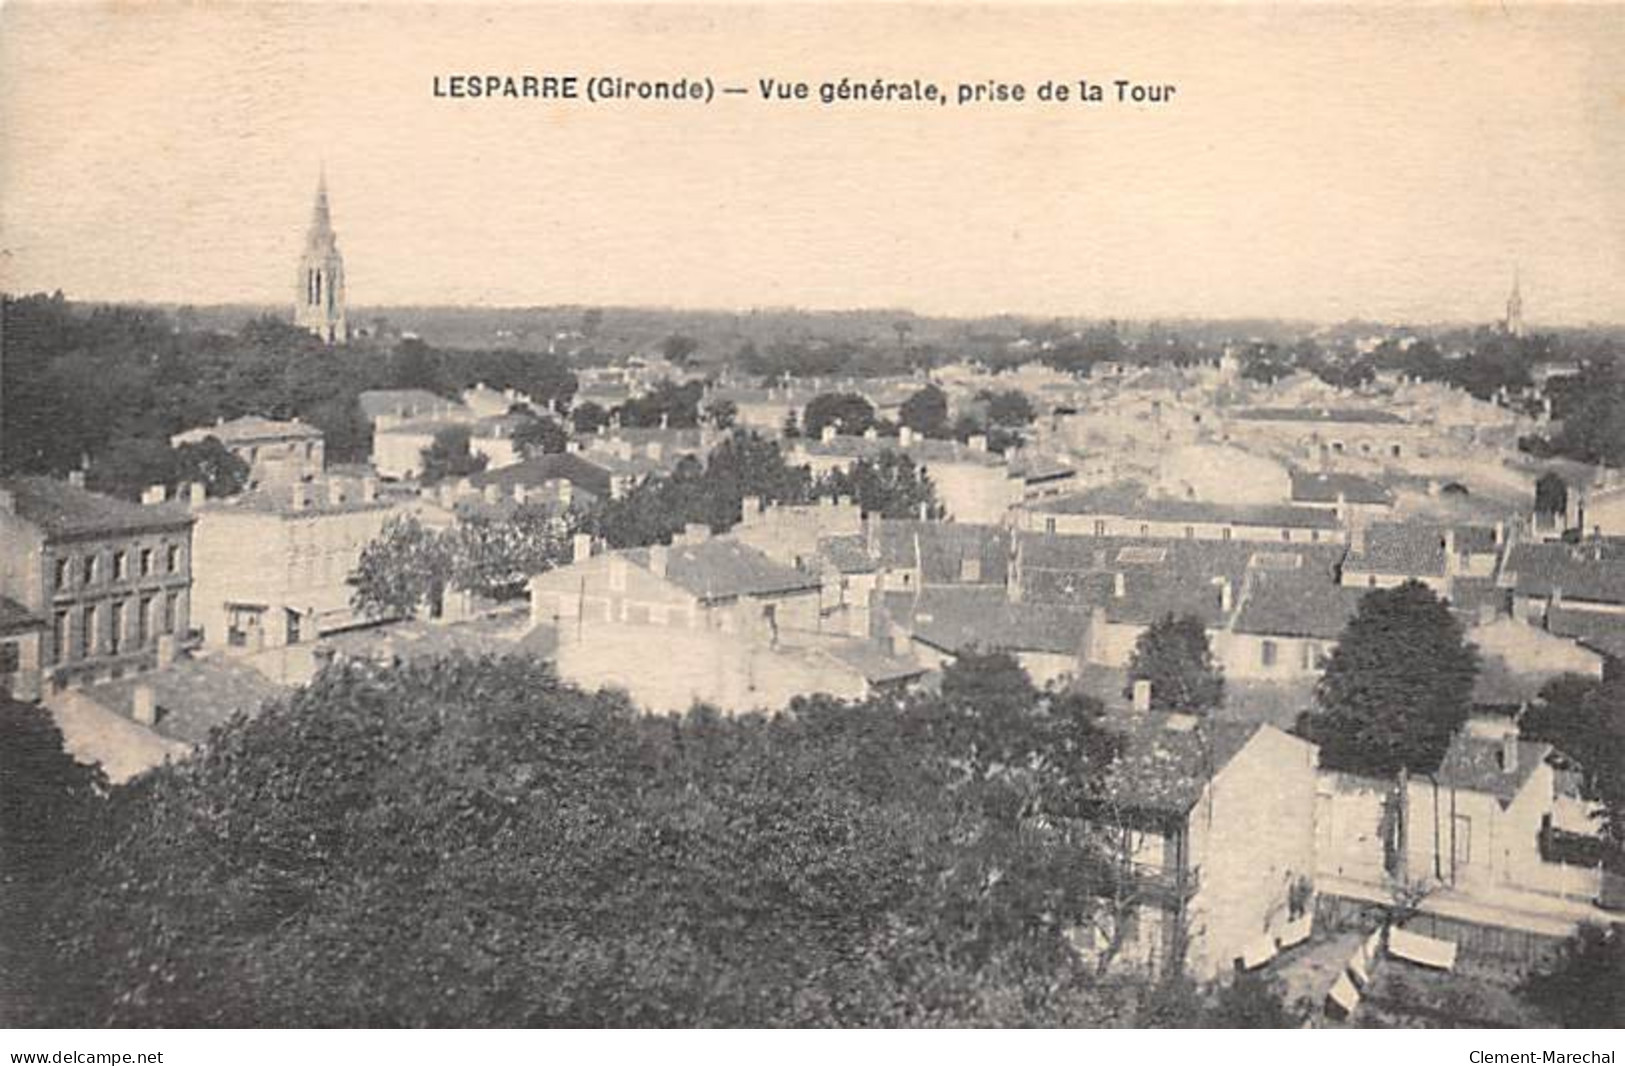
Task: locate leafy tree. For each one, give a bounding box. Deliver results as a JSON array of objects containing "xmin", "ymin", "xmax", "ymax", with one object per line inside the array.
[
  {"xmin": 813, "ymin": 451, "xmax": 938, "ymax": 520},
  {"xmin": 899, "ymin": 385, "xmax": 949, "ymax": 438},
  {"xmin": 660, "ymin": 333, "xmax": 699, "ymax": 366},
  {"xmin": 1521, "ymin": 672, "xmax": 1625, "ymax": 848},
  {"xmin": 29, "ymin": 657, "xmax": 1138, "ymax": 1026},
  {"xmin": 1301, "ymin": 581, "xmax": 1479, "ymax": 776},
  {"xmin": 419, "ymin": 425, "xmax": 488, "ymax": 485},
  {"xmin": 570, "ymin": 401, "xmax": 609, "ymax": 435},
  {"xmin": 703, "ymin": 398, "xmax": 738, "ymax": 430},
  {"xmin": 172, "ymin": 438, "xmax": 252, "ymax": 497},
  {"xmin": 1519, "ymin": 924, "xmax": 1625, "ymax": 1028},
  {"xmin": 511, "ymin": 414, "xmax": 569, "ymax": 456},
  {"xmin": 388, "ymin": 338, "xmax": 446, "ymax": 394},
  {"xmin": 350, "ymin": 515, "xmax": 456, "ymax": 619},
  {"xmin": 83, "ymin": 436, "xmax": 250, "ymax": 501},
  {"xmin": 1535, "ymin": 472, "xmax": 1569, "ymax": 517},
  {"xmin": 802, "ymin": 393, "xmax": 877, "ymax": 439},
  {"xmin": 980, "ymin": 389, "xmax": 1036, "ymax": 427},
  {"xmin": 618, "ymin": 379, "xmax": 703, "ymax": 429},
  {"xmin": 0, "ymin": 698, "xmax": 106, "ymax": 1024},
  {"xmin": 1122, "ymin": 613, "xmax": 1225, "ymax": 714}
]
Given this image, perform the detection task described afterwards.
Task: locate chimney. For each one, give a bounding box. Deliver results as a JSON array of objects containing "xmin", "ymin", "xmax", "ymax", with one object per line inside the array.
[
  {"xmin": 572, "ymin": 533, "xmax": 593, "ymax": 564},
  {"xmin": 918, "ymin": 501, "xmax": 930, "ymax": 521},
  {"xmin": 483, "ymin": 483, "xmax": 502, "ymax": 504},
  {"xmin": 361, "ymin": 477, "xmax": 378, "ymax": 503},
  {"xmin": 647, "ymin": 442, "xmax": 663, "ymax": 461},
  {"xmin": 559, "ymin": 481, "xmax": 574, "ymax": 507},
  {"xmin": 741, "ymin": 495, "xmax": 761, "ymax": 524},
  {"xmin": 1350, "ymin": 523, "xmax": 1366, "ymax": 555},
  {"xmin": 132, "ymin": 684, "xmax": 157, "ymax": 727},
  {"xmin": 821, "ymin": 423, "xmax": 838, "ymax": 444},
  {"xmin": 156, "ymin": 632, "xmax": 177, "ymax": 668},
  {"xmin": 141, "ymin": 484, "xmax": 167, "ymax": 505},
  {"xmin": 683, "ymin": 522, "xmax": 710, "ymax": 544},
  {"xmin": 1443, "ymin": 528, "xmax": 1459, "ymax": 575},
  {"xmin": 863, "ymin": 427, "xmax": 879, "ymax": 441},
  {"xmin": 1131, "ymin": 679, "xmax": 1153, "ymax": 713},
  {"xmin": 188, "ymin": 481, "xmax": 206, "ymax": 508},
  {"xmin": 68, "ymin": 470, "xmax": 86, "ymax": 489},
  {"xmin": 1219, "ymin": 577, "xmax": 1234, "ymax": 613},
  {"xmin": 1500, "ymin": 731, "xmax": 1518, "ymax": 774},
  {"xmin": 1114, "ymin": 572, "xmax": 1126, "ymax": 598},
  {"xmin": 1550, "ymin": 584, "xmax": 1563, "ymax": 609},
  {"xmin": 899, "ymin": 426, "xmax": 916, "ymax": 448},
  {"xmin": 649, "ymin": 544, "xmax": 669, "ymax": 579},
  {"xmin": 1493, "ymin": 520, "xmax": 1505, "ymax": 547},
  {"xmin": 291, "ymin": 482, "xmax": 311, "ymax": 511},
  {"xmin": 1335, "ymin": 491, "xmax": 1348, "ymax": 521},
  {"xmin": 968, "ymin": 433, "xmax": 988, "ymax": 453}
]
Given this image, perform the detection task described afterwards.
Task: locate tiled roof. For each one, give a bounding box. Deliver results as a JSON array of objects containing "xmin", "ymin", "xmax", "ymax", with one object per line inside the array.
[
  {"xmin": 0, "ymin": 477, "xmax": 194, "ymax": 538},
  {"xmin": 1231, "ymin": 577, "xmax": 1364, "ymax": 639},
  {"xmin": 358, "ymin": 389, "xmax": 463, "ymax": 419},
  {"xmin": 467, "ymin": 453, "xmax": 614, "ymax": 500},
  {"xmin": 0, "ymin": 596, "xmax": 44, "ymax": 637},
  {"xmin": 319, "ymin": 613, "xmax": 537, "ymax": 667},
  {"xmin": 877, "ymin": 587, "xmax": 1093, "ymax": 657},
  {"xmin": 1289, "ymin": 470, "xmax": 1394, "ymax": 507},
  {"xmin": 82, "ymin": 655, "xmax": 286, "ymax": 746},
  {"xmin": 818, "ymin": 639, "xmax": 928, "ymax": 685},
  {"xmin": 174, "ymin": 416, "xmax": 322, "ymax": 444},
  {"xmin": 1029, "ymin": 487, "xmax": 1342, "ymax": 530},
  {"xmin": 627, "ymin": 540, "xmax": 820, "ymax": 602},
  {"xmin": 196, "ymin": 476, "xmax": 390, "ymax": 517},
  {"xmin": 1503, "ymin": 542, "xmax": 1625, "ymax": 606},
  {"xmin": 1094, "ymin": 714, "xmax": 1266, "ymax": 819},
  {"xmin": 1233, "ymin": 406, "xmax": 1406, "ymax": 425},
  {"xmin": 873, "ymin": 520, "xmax": 1012, "ymax": 585},
  {"xmin": 1344, "ymin": 522, "xmax": 1498, "ymax": 577},
  {"xmin": 817, "ymin": 534, "xmax": 877, "ymax": 574},
  {"xmin": 1435, "ymin": 732, "xmax": 1552, "ymax": 807},
  {"xmin": 1546, "ymin": 608, "xmax": 1625, "ymax": 660}
]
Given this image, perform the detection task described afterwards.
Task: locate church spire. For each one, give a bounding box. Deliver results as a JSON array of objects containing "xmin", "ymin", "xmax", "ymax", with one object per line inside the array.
[
  {"xmin": 294, "ymin": 170, "xmax": 348, "ymax": 344},
  {"xmin": 1504, "ymin": 264, "xmax": 1525, "ymax": 339}
]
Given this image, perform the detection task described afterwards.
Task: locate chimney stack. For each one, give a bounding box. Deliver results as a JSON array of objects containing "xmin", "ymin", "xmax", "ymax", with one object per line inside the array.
[
  {"xmin": 132, "ymin": 684, "xmax": 157, "ymax": 727},
  {"xmin": 156, "ymin": 633, "xmax": 176, "ymax": 669},
  {"xmin": 141, "ymin": 485, "xmax": 167, "ymax": 506},
  {"xmin": 188, "ymin": 482, "xmax": 206, "ymax": 508},
  {"xmin": 821, "ymin": 423, "xmax": 838, "ymax": 444},
  {"xmin": 649, "ymin": 544, "xmax": 669, "ymax": 579},
  {"xmin": 899, "ymin": 426, "xmax": 915, "ymax": 448},
  {"xmin": 68, "ymin": 470, "xmax": 86, "ymax": 489},
  {"xmin": 1131, "ymin": 679, "xmax": 1153, "ymax": 713},
  {"xmin": 741, "ymin": 495, "xmax": 761, "ymax": 523},
  {"xmin": 1219, "ymin": 577, "xmax": 1234, "ymax": 613},
  {"xmin": 1500, "ymin": 731, "xmax": 1518, "ymax": 774},
  {"xmin": 1114, "ymin": 571, "xmax": 1126, "ymax": 598},
  {"xmin": 572, "ymin": 533, "xmax": 593, "ymax": 564}
]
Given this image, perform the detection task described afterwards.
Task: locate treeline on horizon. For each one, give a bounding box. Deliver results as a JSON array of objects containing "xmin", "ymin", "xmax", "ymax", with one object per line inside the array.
[{"xmin": 4, "ymin": 291, "xmax": 1623, "ymax": 492}]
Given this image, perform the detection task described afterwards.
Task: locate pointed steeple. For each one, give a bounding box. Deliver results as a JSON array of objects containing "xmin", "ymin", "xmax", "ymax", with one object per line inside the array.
[
  {"xmin": 1504, "ymin": 264, "xmax": 1525, "ymax": 338},
  {"xmin": 294, "ymin": 168, "xmax": 347, "ymax": 344}
]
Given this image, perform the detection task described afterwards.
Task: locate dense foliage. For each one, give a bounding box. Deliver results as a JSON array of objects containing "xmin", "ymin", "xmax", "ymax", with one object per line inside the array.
[
  {"xmin": 1300, "ymin": 582, "xmax": 1478, "ymax": 776},
  {"xmin": 14, "ymin": 654, "xmax": 1161, "ymax": 1027},
  {"xmin": 351, "ymin": 510, "xmax": 575, "ymax": 618},
  {"xmin": 1122, "ymin": 614, "xmax": 1226, "ymax": 715},
  {"xmin": 1520, "ymin": 672, "xmax": 1625, "ymax": 848}
]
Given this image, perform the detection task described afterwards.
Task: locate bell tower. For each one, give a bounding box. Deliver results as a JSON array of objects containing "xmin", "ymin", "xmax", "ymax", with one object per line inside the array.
[{"xmin": 294, "ymin": 171, "xmax": 348, "ymax": 344}]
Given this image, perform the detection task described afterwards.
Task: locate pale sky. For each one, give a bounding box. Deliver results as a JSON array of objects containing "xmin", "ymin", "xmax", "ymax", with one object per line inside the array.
[{"xmin": 2, "ymin": 2, "xmax": 1622, "ymax": 324}]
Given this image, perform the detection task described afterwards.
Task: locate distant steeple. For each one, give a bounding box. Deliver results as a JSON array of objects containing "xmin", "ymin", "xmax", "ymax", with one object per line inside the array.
[
  {"xmin": 1503, "ymin": 266, "xmax": 1525, "ymax": 339},
  {"xmin": 294, "ymin": 169, "xmax": 347, "ymax": 344}
]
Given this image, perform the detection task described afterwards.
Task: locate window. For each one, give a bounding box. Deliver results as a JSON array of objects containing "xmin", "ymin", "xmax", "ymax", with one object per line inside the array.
[
  {"xmin": 1222, "ymin": 527, "xmax": 1233, "ymax": 542},
  {"xmin": 82, "ymin": 554, "xmax": 98, "ymax": 586},
  {"xmin": 139, "ymin": 548, "xmax": 153, "ymax": 577},
  {"xmin": 1451, "ymin": 815, "xmax": 1472, "ymax": 872},
  {"xmin": 79, "ymin": 605, "xmax": 96, "ymax": 659},
  {"xmin": 1261, "ymin": 639, "xmax": 1278, "ymax": 667},
  {"xmin": 1045, "ymin": 517, "xmax": 1057, "ymax": 535},
  {"xmin": 1139, "ymin": 523, "xmax": 1150, "ymax": 537},
  {"xmin": 162, "ymin": 591, "xmax": 178, "ymax": 634},
  {"xmin": 0, "ymin": 642, "xmax": 18, "ymax": 678},
  {"xmin": 53, "ymin": 558, "xmax": 70, "ymax": 591},
  {"xmin": 166, "ymin": 545, "xmax": 181, "ymax": 573},
  {"xmin": 113, "ymin": 551, "xmax": 127, "ymax": 581},
  {"xmin": 108, "ymin": 601, "xmax": 124, "ymax": 655},
  {"xmin": 1184, "ymin": 526, "xmax": 1195, "ymax": 539},
  {"xmin": 1093, "ymin": 520, "xmax": 1107, "ymax": 537},
  {"xmin": 1281, "ymin": 529, "xmax": 1292, "ymax": 542},
  {"xmin": 137, "ymin": 595, "xmax": 154, "ymax": 646},
  {"xmin": 50, "ymin": 611, "xmax": 67, "ymax": 665},
  {"xmin": 1367, "ymin": 575, "xmax": 1377, "ymax": 588}
]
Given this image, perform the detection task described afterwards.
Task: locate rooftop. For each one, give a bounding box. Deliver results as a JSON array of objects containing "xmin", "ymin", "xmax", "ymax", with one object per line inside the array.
[
  {"xmin": 1289, "ymin": 469, "xmax": 1394, "ymax": 507},
  {"xmin": 173, "ymin": 415, "xmax": 323, "ymax": 445},
  {"xmin": 1094, "ymin": 714, "xmax": 1267, "ymax": 820},
  {"xmin": 0, "ymin": 596, "xmax": 44, "ymax": 637},
  {"xmin": 1434, "ymin": 731, "xmax": 1552, "ymax": 807},
  {"xmin": 1503, "ymin": 542, "xmax": 1625, "ymax": 606},
  {"xmin": 626, "ymin": 539, "xmax": 821, "ymax": 602},
  {"xmin": 1231, "ymin": 577, "xmax": 1365, "ymax": 640},
  {"xmin": 81, "ymin": 655, "xmax": 287, "ymax": 746},
  {"xmin": 877, "ymin": 586, "xmax": 1093, "ymax": 657},
  {"xmin": 1233, "ymin": 406, "xmax": 1407, "ymax": 425},
  {"xmin": 0, "ymin": 476, "xmax": 194, "ymax": 539},
  {"xmin": 1030, "ymin": 487, "xmax": 1343, "ymax": 530}
]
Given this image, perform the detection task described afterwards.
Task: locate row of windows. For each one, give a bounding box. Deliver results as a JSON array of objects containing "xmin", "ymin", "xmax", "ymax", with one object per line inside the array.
[
  {"xmin": 52, "ymin": 544, "xmax": 183, "ymax": 592},
  {"xmin": 1258, "ymin": 639, "xmax": 1329, "ymax": 671},
  {"xmin": 238, "ymin": 441, "xmax": 320, "ymax": 464},
  {"xmin": 1075, "ymin": 518, "xmax": 1325, "ymax": 543},
  {"xmin": 48, "ymin": 593, "xmax": 180, "ymax": 665}
]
